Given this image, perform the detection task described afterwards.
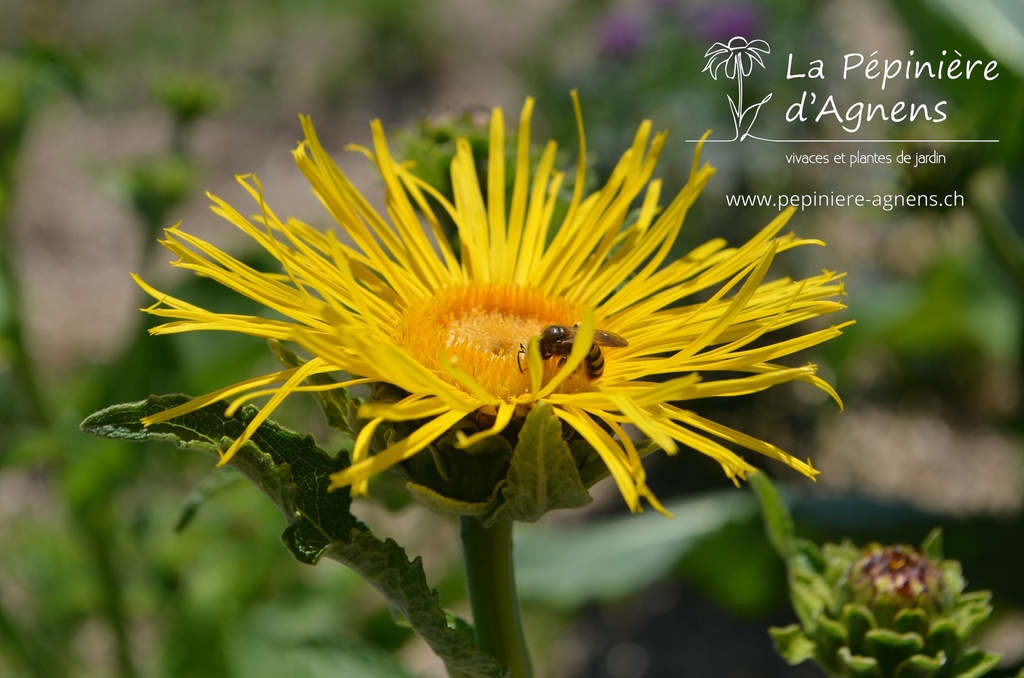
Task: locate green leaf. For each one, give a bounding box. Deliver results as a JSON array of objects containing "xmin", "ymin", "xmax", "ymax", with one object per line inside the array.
[
  {"xmin": 920, "ymin": 528, "xmax": 944, "ymax": 561},
  {"xmin": 427, "ymin": 432, "xmax": 513, "ymax": 504},
  {"xmin": 893, "ymin": 651, "xmax": 944, "ymax": 678},
  {"xmin": 907, "ymin": 0, "xmax": 1024, "ymax": 77},
  {"xmin": 817, "ymin": 616, "xmax": 851, "ymax": 670},
  {"xmin": 81, "ymin": 395, "xmax": 505, "ymax": 678},
  {"xmin": 80, "ymin": 393, "xmax": 364, "ymax": 559},
  {"xmin": 789, "ymin": 567, "xmax": 832, "ymax": 631},
  {"xmin": 324, "ymin": 531, "xmax": 507, "ymax": 678},
  {"xmin": 953, "ymin": 591, "xmax": 995, "ymax": 637},
  {"xmin": 948, "ymin": 648, "xmax": 1003, "ymax": 678},
  {"xmin": 677, "ymin": 518, "xmax": 787, "ymax": 617},
  {"xmin": 892, "ymin": 608, "xmax": 929, "ymax": 639},
  {"xmin": 837, "ymin": 647, "xmax": 883, "ymax": 678},
  {"xmin": 926, "ymin": 620, "xmax": 958, "ymax": 663},
  {"xmin": 495, "ymin": 403, "xmax": 591, "ymax": 523},
  {"xmin": 769, "ymin": 624, "xmax": 817, "ymax": 665},
  {"xmin": 232, "ymin": 628, "xmax": 419, "ymax": 678},
  {"xmin": 406, "ymin": 481, "xmax": 499, "ymax": 517},
  {"xmin": 748, "ymin": 470, "xmax": 795, "ymax": 558},
  {"xmin": 864, "ymin": 629, "xmax": 925, "ymax": 678},
  {"xmin": 514, "ymin": 490, "xmax": 754, "ymax": 607},
  {"xmin": 843, "ymin": 604, "xmax": 878, "ymax": 656}
]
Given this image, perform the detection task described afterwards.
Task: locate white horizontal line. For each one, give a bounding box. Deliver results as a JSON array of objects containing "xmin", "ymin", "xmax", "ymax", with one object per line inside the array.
[{"xmin": 686, "ymin": 138, "xmax": 999, "ymax": 143}]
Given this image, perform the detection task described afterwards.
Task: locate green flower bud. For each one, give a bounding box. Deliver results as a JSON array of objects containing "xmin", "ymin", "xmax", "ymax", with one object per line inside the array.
[
  {"xmin": 392, "ymin": 106, "xmax": 492, "ymax": 198},
  {"xmin": 770, "ymin": 530, "xmax": 1001, "ymax": 678},
  {"xmin": 153, "ymin": 74, "xmax": 226, "ymax": 129}
]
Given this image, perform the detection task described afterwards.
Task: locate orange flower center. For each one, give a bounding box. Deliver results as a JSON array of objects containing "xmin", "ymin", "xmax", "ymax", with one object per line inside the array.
[{"xmin": 396, "ymin": 284, "xmax": 583, "ymax": 399}]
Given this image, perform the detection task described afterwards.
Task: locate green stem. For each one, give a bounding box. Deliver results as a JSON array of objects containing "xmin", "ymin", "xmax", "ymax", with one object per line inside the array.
[{"xmin": 458, "ymin": 516, "xmax": 532, "ymax": 678}]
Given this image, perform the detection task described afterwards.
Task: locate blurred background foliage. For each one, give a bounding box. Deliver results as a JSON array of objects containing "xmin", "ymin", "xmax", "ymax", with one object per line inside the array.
[{"xmin": 1, "ymin": 0, "xmax": 1022, "ymax": 676}]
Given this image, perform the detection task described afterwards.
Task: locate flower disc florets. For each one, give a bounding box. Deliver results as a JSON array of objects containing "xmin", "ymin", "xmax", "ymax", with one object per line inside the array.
[
  {"xmin": 848, "ymin": 544, "xmax": 946, "ymax": 616},
  {"xmin": 397, "ymin": 283, "xmax": 585, "ymax": 400}
]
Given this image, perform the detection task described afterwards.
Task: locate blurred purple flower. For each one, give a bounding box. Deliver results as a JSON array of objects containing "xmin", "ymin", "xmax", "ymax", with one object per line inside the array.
[
  {"xmin": 698, "ymin": 4, "xmax": 762, "ymax": 43},
  {"xmin": 599, "ymin": 10, "xmax": 645, "ymax": 58}
]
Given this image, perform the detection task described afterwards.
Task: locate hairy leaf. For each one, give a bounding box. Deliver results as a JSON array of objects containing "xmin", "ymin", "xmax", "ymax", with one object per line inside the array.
[
  {"xmin": 494, "ymin": 403, "xmax": 591, "ymax": 523},
  {"xmin": 81, "ymin": 395, "xmax": 505, "ymax": 678}
]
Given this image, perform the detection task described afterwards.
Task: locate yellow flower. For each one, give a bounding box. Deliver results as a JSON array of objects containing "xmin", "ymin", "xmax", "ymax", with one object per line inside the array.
[{"xmin": 134, "ymin": 93, "xmax": 850, "ymax": 515}]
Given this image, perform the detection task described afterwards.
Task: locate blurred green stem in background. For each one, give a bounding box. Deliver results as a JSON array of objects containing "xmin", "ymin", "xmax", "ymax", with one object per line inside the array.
[
  {"xmin": 0, "ymin": 601, "xmax": 55, "ymax": 678},
  {"xmin": 970, "ymin": 169, "xmax": 1024, "ymax": 293},
  {"xmin": 153, "ymin": 73, "xmax": 226, "ymax": 157},
  {"xmin": 79, "ymin": 509, "xmax": 140, "ymax": 678},
  {"xmin": 0, "ymin": 57, "xmax": 48, "ymax": 426}
]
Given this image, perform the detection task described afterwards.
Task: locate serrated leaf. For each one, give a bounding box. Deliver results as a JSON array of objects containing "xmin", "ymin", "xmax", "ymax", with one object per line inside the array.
[
  {"xmin": 80, "ymin": 394, "xmax": 364, "ymax": 557},
  {"xmin": 324, "ymin": 531, "xmax": 506, "ymax": 678},
  {"xmin": 496, "ymin": 403, "xmax": 591, "ymax": 523},
  {"xmin": 81, "ymin": 395, "xmax": 505, "ymax": 678}
]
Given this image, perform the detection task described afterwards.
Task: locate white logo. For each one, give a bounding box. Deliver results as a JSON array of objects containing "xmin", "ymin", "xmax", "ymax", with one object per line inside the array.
[{"xmin": 701, "ymin": 36, "xmax": 773, "ymax": 142}]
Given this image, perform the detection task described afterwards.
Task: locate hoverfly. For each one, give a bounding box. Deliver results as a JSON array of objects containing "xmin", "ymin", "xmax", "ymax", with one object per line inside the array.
[{"xmin": 517, "ymin": 324, "xmax": 628, "ymax": 380}]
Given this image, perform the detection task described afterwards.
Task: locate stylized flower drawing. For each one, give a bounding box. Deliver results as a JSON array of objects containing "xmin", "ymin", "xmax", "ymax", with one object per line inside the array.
[
  {"xmin": 703, "ymin": 36, "xmax": 773, "ymax": 141},
  {"xmin": 704, "ymin": 36, "xmax": 770, "ymax": 79},
  {"xmin": 134, "ymin": 95, "xmax": 848, "ymax": 514}
]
